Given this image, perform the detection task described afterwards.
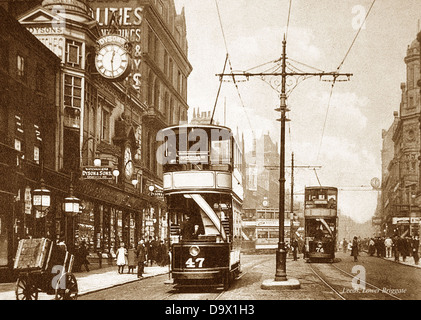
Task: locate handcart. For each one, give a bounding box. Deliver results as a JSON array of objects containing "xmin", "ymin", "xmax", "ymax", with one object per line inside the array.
[{"xmin": 13, "ymin": 238, "xmax": 79, "ymax": 300}]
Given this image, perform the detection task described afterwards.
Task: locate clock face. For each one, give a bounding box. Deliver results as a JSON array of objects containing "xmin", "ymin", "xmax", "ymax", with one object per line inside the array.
[
  {"xmin": 95, "ymin": 44, "xmax": 130, "ymax": 80},
  {"xmin": 124, "ymin": 147, "xmax": 133, "ymax": 177}
]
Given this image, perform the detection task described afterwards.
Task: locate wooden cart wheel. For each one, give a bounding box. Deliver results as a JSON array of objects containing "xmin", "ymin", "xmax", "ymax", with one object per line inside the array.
[
  {"xmin": 15, "ymin": 276, "xmax": 39, "ymax": 300},
  {"xmin": 55, "ymin": 273, "xmax": 78, "ymax": 300}
]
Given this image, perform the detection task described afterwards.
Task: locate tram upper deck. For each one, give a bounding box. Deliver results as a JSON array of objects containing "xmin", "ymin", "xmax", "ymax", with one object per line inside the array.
[
  {"xmin": 304, "ymin": 186, "xmax": 338, "ymax": 218},
  {"xmin": 159, "ymin": 125, "xmax": 243, "ymax": 199}
]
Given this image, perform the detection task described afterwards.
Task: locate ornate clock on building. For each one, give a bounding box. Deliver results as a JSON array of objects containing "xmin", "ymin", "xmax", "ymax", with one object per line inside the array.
[
  {"xmin": 124, "ymin": 146, "xmax": 133, "ymax": 178},
  {"xmin": 95, "ymin": 35, "xmax": 132, "ymax": 81}
]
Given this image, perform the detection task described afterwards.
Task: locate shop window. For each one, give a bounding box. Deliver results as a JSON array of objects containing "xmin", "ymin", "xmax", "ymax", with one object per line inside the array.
[{"xmin": 79, "ymin": 201, "xmax": 95, "ymax": 253}]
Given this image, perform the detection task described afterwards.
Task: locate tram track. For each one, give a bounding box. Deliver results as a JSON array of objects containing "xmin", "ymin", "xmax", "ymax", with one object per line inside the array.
[
  {"xmin": 162, "ymin": 254, "xmax": 273, "ymax": 301},
  {"xmin": 308, "ymin": 262, "xmax": 401, "ymax": 300}
]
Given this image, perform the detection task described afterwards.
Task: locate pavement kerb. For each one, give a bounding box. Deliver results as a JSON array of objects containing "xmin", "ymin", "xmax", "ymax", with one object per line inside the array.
[
  {"xmin": 77, "ymin": 270, "xmax": 170, "ymax": 297},
  {"xmin": 381, "ymin": 257, "xmax": 421, "ymax": 270},
  {"xmin": 362, "ymin": 250, "xmax": 421, "ymax": 269}
]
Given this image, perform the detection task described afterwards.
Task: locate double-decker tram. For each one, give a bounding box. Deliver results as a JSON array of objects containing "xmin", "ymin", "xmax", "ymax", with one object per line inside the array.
[
  {"xmin": 304, "ymin": 186, "xmax": 338, "ymax": 262},
  {"xmin": 159, "ymin": 124, "xmax": 243, "ymax": 289}
]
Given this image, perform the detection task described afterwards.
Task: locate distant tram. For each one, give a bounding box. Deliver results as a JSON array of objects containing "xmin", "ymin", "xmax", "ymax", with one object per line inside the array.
[
  {"xmin": 304, "ymin": 186, "xmax": 338, "ymax": 262},
  {"xmin": 160, "ymin": 124, "xmax": 243, "ymax": 289}
]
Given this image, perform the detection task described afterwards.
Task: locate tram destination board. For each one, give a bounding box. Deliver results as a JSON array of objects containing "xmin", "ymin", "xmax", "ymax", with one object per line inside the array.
[{"xmin": 82, "ymin": 166, "xmax": 113, "ymax": 180}]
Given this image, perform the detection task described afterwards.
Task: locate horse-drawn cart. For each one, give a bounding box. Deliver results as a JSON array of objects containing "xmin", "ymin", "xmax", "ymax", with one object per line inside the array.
[{"xmin": 14, "ymin": 238, "xmax": 78, "ymax": 300}]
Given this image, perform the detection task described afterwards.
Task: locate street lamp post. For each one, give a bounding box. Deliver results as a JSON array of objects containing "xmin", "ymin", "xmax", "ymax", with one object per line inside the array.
[
  {"xmin": 63, "ymin": 174, "xmax": 81, "ymax": 252},
  {"xmin": 275, "ymin": 38, "xmax": 288, "ymax": 281},
  {"xmin": 32, "ymin": 177, "xmax": 51, "ymax": 238}
]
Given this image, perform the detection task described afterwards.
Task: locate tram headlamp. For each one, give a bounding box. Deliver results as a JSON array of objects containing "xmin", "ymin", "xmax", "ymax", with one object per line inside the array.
[{"xmin": 189, "ymin": 245, "xmax": 200, "ymax": 257}]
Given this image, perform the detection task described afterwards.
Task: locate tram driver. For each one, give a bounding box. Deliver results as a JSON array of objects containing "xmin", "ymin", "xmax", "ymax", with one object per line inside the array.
[
  {"xmin": 180, "ymin": 213, "xmax": 204, "ymax": 240},
  {"xmin": 314, "ymin": 224, "xmax": 325, "ymax": 241}
]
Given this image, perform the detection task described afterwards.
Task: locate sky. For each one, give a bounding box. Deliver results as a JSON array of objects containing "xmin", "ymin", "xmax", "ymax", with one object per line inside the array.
[{"xmin": 173, "ymin": 0, "xmax": 421, "ymax": 224}]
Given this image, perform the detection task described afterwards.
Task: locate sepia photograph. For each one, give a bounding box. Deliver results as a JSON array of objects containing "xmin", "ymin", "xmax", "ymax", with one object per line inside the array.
[{"xmin": 0, "ymin": 0, "xmax": 420, "ymax": 312}]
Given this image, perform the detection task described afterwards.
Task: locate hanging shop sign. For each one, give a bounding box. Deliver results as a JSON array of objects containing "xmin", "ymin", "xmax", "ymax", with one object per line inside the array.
[
  {"xmin": 392, "ymin": 217, "xmax": 410, "ymax": 225},
  {"xmin": 82, "ymin": 166, "xmax": 114, "ymax": 180},
  {"xmin": 371, "ymin": 217, "xmax": 382, "ymax": 226},
  {"xmin": 24, "ymin": 187, "xmax": 32, "ymax": 215}
]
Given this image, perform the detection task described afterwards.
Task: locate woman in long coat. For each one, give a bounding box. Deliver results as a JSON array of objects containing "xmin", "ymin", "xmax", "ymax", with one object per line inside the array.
[
  {"xmin": 351, "ymin": 236, "xmax": 359, "ymax": 262},
  {"xmin": 127, "ymin": 244, "xmax": 138, "ymax": 274},
  {"xmin": 136, "ymin": 240, "xmax": 147, "ymax": 278}
]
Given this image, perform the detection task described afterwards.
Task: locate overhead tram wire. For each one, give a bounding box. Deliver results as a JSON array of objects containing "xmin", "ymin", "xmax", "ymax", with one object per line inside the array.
[
  {"xmin": 285, "ymin": 0, "xmax": 293, "ymax": 42},
  {"xmin": 214, "ymin": 0, "xmax": 254, "ymax": 133},
  {"xmin": 316, "ymin": 0, "xmax": 377, "ymax": 163},
  {"xmin": 336, "ymin": 0, "xmax": 377, "ymax": 72},
  {"xmin": 210, "ymin": 54, "xmax": 229, "ymax": 125}
]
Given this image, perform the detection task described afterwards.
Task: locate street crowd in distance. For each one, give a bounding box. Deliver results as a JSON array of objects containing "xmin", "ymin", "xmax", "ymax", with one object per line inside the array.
[
  {"xmin": 72, "ymin": 237, "xmax": 171, "ymax": 277},
  {"xmin": 339, "ymin": 235, "xmax": 420, "ymax": 265}
]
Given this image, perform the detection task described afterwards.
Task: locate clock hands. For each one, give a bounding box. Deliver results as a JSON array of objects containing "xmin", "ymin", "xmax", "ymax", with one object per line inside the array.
[{"xmin": 110, "ymin": 50, "xmax": 116, "ymax": 74}]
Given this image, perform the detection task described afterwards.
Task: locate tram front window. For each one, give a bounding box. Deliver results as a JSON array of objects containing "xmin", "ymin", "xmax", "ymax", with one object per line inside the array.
[
  {"xmin": 306, "ymin": 219, "xmax": 334, "ymax": 241},
  {"xmin": 180, "ymin": 213, "xmax": 205, "ymax": 240},
  {"xmin": 169, "ymin": 193, "xmax": 232, "ymax": 243}
]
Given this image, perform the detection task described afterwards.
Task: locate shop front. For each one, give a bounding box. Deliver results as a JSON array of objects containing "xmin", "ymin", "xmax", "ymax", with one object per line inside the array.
[
  {"xmin": 74, "ymin": 178, "xmax": 158, "ymax": 267},
  {"xmin": 0, "ymin": 142, "xmax": 18, "ymax": 280}
]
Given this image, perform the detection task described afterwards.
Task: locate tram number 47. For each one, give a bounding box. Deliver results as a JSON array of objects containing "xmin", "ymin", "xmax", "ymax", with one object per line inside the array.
[{"xmin": 185, "ymin": 257, "xmax": 205, "ymax": 268}]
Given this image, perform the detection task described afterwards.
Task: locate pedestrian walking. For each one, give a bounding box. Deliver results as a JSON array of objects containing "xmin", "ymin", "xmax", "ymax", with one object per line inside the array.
[
  {"xmin": 144, "ymin": 238, "xmax": 150, "ymax": 266},
  {"xmin": 157, "ymin": 240, "xmax": 166, "ymax": 266},
  {"xmin": 291, "ymin": 238, "xmax": 299, "ymax": 261},
  {"xmin": 342, "ymin": 238, "xmax": 348, "ymax": 253},
  {"xmin": 400, "ymin": 236, "xmax": 409, "ymax": 262},
  {"xmin": 393, "ymin": 235, "xmax": 400, "ymax": 261},
  {"xmin": 136, "ymin": 240, "xmax": 146, "ymax": 278},
  {"xmin": 368, "ymin": 238, "xmax": 375, "ymax": 256},
  {"xmin": 116, "ymin": 243, "xmax": 127, "ymax": 274},
  {"xmin": 412, "ymin": 235, "xmax": 420, "ymax": 265},
  {"xmin": 78, "ymin": 240, "xmax": 90, "ymax": 272},
  {"xmin": 351, "ymin": 236, "xmax": 359, "ymax": 262},
  {"xmin": 127, "ymin": 244, "xmax": 137, "ymax": 274},
  {"xmin": 150, "ymin": 236, "xmax": 159, "ymax": 266},
  {"xmin": 384, "ymin": 236, "xmax": 393, "ymax": 258}
]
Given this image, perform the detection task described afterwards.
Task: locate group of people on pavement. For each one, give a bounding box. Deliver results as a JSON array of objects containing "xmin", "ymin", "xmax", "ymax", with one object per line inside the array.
[
  {"xmin": 115, "ymin": 237, "xmax": 170, "ymax": 277},
  {"xmin": 366, "ymin": 235, "xmax": 419, "ymax": 265},
  {"xmin": 340, "ymin": 234, "xmax": 420, "ymax": 265}
]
